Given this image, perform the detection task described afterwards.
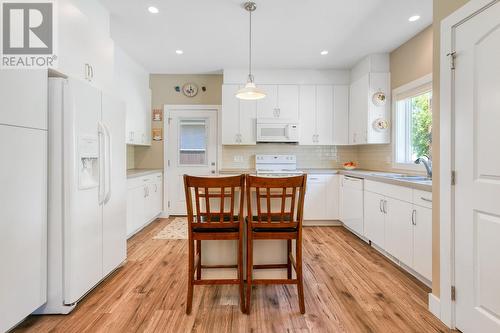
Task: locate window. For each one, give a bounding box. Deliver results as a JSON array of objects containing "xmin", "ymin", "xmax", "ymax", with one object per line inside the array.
[
  {"xmin": 179, "ymin": 119, "xmax": 207, "ymax": 165},
  {"xmin": 393, "ymin": 75, "xmax": 432, "ymax": 168}
]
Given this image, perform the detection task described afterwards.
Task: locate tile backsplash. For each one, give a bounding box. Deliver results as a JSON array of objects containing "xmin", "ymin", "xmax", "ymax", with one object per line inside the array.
[{"xmin": 221, "ymin": 145, "xmax": 359, "ymax": 170}]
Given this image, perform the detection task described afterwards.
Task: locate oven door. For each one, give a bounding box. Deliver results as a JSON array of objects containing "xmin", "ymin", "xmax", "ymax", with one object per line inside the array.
[{"xmin": 256, "ymin": 123, "xmax": 299, "ymax": 143}]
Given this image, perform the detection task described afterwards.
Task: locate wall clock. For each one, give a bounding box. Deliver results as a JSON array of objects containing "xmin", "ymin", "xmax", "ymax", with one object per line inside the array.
[{"xmin": 182, "ymin": 83, "xmax": 199, "ymax": 97}]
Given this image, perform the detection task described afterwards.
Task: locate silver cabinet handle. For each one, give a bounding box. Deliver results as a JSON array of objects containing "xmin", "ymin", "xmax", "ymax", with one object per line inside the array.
[
  {"xmin": 155, "ymin": 184, "xmax": 158, "ymax": 192},
  {"xmin": 420, "ymin": 197, "xmax": 432, "ymax": 203},
  {"xmin": 412, "ymin": 209, "xmax": 417, "ymax": 225},
  {"xmin": 379, "ymin": 199, "xmax": 383, "ymax": 213}
]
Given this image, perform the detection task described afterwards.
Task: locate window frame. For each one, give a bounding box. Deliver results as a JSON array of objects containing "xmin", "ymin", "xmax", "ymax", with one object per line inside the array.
[{"xmin": 391, "ymin": 73, "xmax": 433, "ymax": 172}]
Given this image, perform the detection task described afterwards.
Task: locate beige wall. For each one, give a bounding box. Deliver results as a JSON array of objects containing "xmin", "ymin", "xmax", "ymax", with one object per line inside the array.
[
  {"xmin": 356, "ymin": 26, "xmax": 433, "ymax": 174},
  {"xmin": 390, "ymin": 26, "xmax": 433, "ymax": 89},
  {"xmin": 132, "ymin": 74, "xmax": 223, "ymax": 169},
  {"xmin": 431, "ymin": 0, "xmax": 470, "ymax": 297}
]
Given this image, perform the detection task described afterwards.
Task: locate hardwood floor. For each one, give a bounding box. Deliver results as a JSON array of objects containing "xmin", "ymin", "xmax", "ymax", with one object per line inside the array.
[{"xmin": 15, "ymin": 218, "xmax": 451, "ymax": 333}]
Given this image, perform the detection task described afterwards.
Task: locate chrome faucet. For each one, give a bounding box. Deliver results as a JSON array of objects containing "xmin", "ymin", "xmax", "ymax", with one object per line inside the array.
[{"xmin": 415, "ymin": 156, "xmax": 432, "ymax": 179}]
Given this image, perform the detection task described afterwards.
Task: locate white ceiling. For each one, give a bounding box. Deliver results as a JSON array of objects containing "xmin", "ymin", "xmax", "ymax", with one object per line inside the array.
[{"xmin": 100, "ymin": 0, "xmax": 432, "ymax": 74}]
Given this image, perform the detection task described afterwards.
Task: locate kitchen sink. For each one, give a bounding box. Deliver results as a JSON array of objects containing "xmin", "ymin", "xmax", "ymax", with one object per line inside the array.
[{"xmin": 389, "ymin": 175, "xmax": 431, "ymax": 182}]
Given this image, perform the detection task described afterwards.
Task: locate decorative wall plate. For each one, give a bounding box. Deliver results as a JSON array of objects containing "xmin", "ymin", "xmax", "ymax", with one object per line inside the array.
[
  {"xmin": 182, "ymin": 83, "xmax": 199, "ymax": 97},
  {"xmin": 373, "ymin": 118, "xmax": 389, "ymax": 131},
  {"xmin": 372, "ymin": 91, "xmax": 386, "ymax": 106}
]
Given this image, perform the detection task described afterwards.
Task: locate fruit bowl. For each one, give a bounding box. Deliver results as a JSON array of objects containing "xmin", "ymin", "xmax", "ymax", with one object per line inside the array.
[{"xmin": 343, "ymin": 162, "xmax": 357, "ymax": 170}]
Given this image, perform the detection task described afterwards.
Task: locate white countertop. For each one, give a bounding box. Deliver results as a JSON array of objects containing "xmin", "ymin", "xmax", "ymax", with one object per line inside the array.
[
  {"xmin": 127, "ymin": 168, "xmax": 163, "ymax": 179},
  {"xmin": 218, "ymin": 168, "xmax": 432, "ymax": 192}
]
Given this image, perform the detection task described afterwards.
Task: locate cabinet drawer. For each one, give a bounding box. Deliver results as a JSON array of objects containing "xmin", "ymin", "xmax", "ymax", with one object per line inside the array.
[
  {"xmin": 413, "ymin": 189, "xmax": 432, "ymax": 208},
  {"xmin": 342, "ymin": 176, "xmax": 364, "ymax": 190},
  {"xmin": 307, "ymin": 174, "xmax": 331, "ymax": 183},
  {"xmin": 127, "ymin": 175, "xmax": 152, "ymax": 189},
  {"xmin": 364, "ymin": 180, "xmax": 412, "ymax": 203}
]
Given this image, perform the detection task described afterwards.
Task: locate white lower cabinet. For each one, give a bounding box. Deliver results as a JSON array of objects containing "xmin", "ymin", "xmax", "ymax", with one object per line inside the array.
[
  {"xmin": 412, "ymin": 205, "xmax": 432, "ymax": 281},
  {"xmin": 126, "ymin": 173, "xmax": 163, "ymax": 238},
  {"xmin": 363, "ymin": 191, "xmax": 386, "ymax": 248},
  {"xmin": 385, "ymin": 198, "xmax": 413, "ymax": 267},
  {"xmin": 303, "ymin": 174, "xmax": 339, "ymax": 221},
  {"xmin": 362, "ymin": 180, "xmax": 432, "ymax": 282}
]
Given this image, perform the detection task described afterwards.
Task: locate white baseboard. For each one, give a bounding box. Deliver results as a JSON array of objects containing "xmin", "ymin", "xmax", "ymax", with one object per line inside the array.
[
  {"xmin": 428, "ymin": 293, "xmax": 441, "ymax": 319},
  {"xmin": 303, "ymin": 220, "xmax": 342, "ymax": 227}
]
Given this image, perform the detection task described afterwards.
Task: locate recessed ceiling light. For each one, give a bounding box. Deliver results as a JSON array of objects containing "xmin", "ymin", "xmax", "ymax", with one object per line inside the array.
[
  {"xmin": 408, "ymin": 15, "xmax": 420, "ymax": 22},
  {"xmin": 148, "ymin": 6, "xmax": 159, "ymax": 14},
  {"xmin": 175, "ymin": 50, "xmax": 184, "ymax": 55},
  {"xmin": 320, "ymin": 50, "xmax": 329, "ymax": 55}
]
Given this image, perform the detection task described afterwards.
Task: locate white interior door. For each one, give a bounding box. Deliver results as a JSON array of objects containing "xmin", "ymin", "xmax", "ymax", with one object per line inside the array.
[
  {"xmin": 166, "ymin": 109, "xmax": 218, "ymax": 215},
  {"xmin": 454, "ymin": 2, "xmax": 500, "ymax": 332}
]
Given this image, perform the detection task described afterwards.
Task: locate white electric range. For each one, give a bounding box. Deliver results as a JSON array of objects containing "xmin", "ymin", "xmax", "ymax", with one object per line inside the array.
[{"xmin": 255, "ymin": 155, "xmax": 303, "ymax": 177}]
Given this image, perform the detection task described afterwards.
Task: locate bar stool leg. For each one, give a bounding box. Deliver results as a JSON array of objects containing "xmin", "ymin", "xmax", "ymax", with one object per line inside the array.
[
  {"xmin": 196, "ymin": 240, "xmax": 202, "ymax": 280},
  {"xmin": 238, "ymin": 227, "xmax": 246, "ymax": 313},
  {"xmin": 296, "ymin": 234, "xmax": 305, "ymax": 314},
  {"xmin": 186, "ymin": 239, "xmax": 194, "ymax": 314},
  {"xmin": 287, "ymin": 240, "xmax": 292, "ymax": 279},
  {"xmin": 246, "ymin": 225, "xmax": 253, "ymax": 315}
]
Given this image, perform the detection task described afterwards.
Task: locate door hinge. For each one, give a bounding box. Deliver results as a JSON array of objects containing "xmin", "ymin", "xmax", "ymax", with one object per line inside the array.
[
  {"xmin": 447, "ymin": 51, "xmax": 457, "ymax": 70},
  {"xmin": 451, "ymin": 170, "xmax": 456, "ymax": 186},
  {"xmin": 451, "ymin": 286, "xmax": 456, "ymax": 301}
]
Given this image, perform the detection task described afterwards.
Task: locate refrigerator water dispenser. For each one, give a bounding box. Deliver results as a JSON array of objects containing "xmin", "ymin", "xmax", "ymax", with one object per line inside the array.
[{"xmin": 78, "ymin": 136, "xmax": 99, "ymax": 189}]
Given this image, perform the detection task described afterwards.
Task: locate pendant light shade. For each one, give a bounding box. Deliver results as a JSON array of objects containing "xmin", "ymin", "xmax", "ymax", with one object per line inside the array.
[
  {"xmin": 236, "ymin": 75, "xmax": 266, "ymax": 100},
  {"xmin": 236, "ymin": 2, "xmax": 266, "ymax": 100}
]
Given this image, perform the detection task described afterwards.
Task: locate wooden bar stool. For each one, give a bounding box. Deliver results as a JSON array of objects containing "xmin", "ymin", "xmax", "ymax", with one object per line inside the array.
[
  {"xmin": 183, "ymin": 174, "xmax": 246, "ymax": 314},
  {"xmin": 245, "ymin": 174, "xmax": 307, "ymax": 314}
]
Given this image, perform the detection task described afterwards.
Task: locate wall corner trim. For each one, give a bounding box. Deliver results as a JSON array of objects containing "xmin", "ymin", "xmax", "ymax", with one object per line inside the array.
[{"xmin": 428, "ymin": 293, "xmax": 441, "ymax": 320}]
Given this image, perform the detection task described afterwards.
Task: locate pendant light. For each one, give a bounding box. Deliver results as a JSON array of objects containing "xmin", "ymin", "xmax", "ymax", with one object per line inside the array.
[{"xmin": 236, "ymin": 1, "xmax": 266, "ymax": 100}]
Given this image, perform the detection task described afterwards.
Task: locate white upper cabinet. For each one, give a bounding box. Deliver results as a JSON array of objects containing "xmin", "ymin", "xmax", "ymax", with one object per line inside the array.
[
  {"xmin": 298, "ymin": 85, "xmax": 316, "ymax": 145},
  {"xmin": 277, "ymin": 85, "xmax": 299, "ymax": 120},
  {"xmin": 257, "ymin": 85, "xmax": 278, "ymax": 118},
  {"xmin": 222, "ymin": 85, "xmax": 257, "ymax": 145},
  {"xmin": 221, "ymin": 70, "xmax": 352, "ymax": 146},
  {"xmin": 113, "ymin": 46, "xmax": 151, "ymax": 146},
  {"xmin": 239, "ymin": 94, "xmax": 258, "ymax": 145},
  {"xmin": 257, "ymin": 85, "xmax": 299, "ymax": 120},
  {"xmin": 316, "ymin": 85, "xmax": 334, "ymax": 145},
  {"xmin": 57, "ymin": 0, "xmax": 114, "ymax": 91},
  {"xmin": 349, "ymin": 74, "xmax": 369, "ymax": 144},
  {"xmin": 298, "ymin": 85, "xmax": 348, "ymax": 145},
  {"xmin": 333, "ymin": 85, "xmax": 350, "ymax": 145},
  {"xmin": 348, "ymin": 54, "xmax": 391, "ymax": 145}
]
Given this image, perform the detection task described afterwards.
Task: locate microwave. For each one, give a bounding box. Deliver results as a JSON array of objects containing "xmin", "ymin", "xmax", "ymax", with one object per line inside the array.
[{"xmin": 256, "ymin": 118, "xmax": 299, "ymax": 143}]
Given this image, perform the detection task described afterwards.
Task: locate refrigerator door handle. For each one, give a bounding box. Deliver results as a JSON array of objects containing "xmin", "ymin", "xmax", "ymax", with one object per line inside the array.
[
  {"xmin": 103, "ymin": 123, "xmax": 112, "ymax": 204},
  {"xmin": 98, "ymin": 122, "xmax": 106, "ymax": 205}
]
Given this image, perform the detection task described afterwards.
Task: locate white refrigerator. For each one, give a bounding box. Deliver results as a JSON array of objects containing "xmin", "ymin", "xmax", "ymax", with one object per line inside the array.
[{"xmin": 37, "ymin": 77, "xmax": 127, "ymax": 314}]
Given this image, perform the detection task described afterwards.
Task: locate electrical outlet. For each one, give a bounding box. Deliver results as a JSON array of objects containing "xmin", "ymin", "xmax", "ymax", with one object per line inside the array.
[{"xmin": 233, "ymin": 155, "xmax": 244, "ymax": 163}]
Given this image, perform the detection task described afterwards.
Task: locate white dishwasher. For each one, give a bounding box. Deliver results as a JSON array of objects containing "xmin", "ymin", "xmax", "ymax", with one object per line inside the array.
[{"xmin": 340, "ymin": 175, "xmax": 364, "ymax": 236}]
